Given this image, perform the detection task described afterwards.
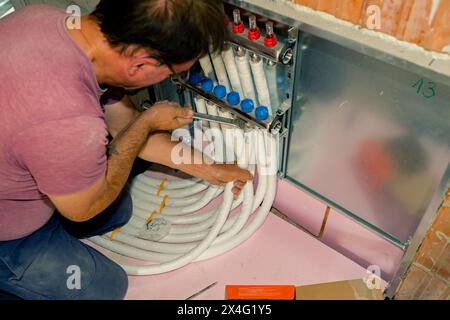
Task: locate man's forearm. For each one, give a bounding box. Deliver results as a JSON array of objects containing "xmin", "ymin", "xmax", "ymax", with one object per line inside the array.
[{"xmin": 138, "ymin": 132, "xmax": 213, "ymax": 179}]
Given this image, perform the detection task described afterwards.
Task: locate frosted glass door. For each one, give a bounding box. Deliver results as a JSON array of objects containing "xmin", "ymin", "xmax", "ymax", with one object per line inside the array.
[{"xmin": 287, "ymin": 33, "xmax": 450, "ymax": 245}]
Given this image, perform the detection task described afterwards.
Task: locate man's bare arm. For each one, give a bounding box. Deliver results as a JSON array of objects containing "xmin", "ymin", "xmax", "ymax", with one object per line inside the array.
[
  {"xmin": 48, "ymin": 103, "xmax": 193, "ymax": 222},
  {"xmin": 138, "ymin": 132, "xmax": 251, "ymax": 189},
  {"xmin": 105, "ymin": 97, "xmax": 252, "ymax": 194}
]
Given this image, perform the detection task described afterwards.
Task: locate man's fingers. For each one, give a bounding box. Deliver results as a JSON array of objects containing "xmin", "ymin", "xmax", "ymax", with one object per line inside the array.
[
  {"xmin": 232, "ymin": 169, "xmax": 253, "ymax": 182},
  {"xmin": 178, "ymin": 106, "xmax": 194, "ymax": 118},
  {"xmin": 232, "ymin": 186, "xmax": 241, "ymax": 197},
  {"xmin": 244, "ymin": 171, "xmax": 254, "ymax": 181},
  {"xmin": 153, "ymin": 100, "xmax": 170, "ymax": 106},
  {"xmin": 176, "ymin": 117, "xmax": 193, "ymax": 127},
  {"xmin": 234, "ymin": 181, "xmax": 246, "ymax": 189}
]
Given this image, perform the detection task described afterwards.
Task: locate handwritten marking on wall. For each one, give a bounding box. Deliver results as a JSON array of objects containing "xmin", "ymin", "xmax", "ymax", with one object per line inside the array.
[{"xmin": 412, "ymin": 78, "xmax": 437, "ymax": 100}]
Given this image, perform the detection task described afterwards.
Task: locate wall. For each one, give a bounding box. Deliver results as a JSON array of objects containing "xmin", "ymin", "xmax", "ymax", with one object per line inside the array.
[
  {"xmin": 393, "ymin": 189, "xmax": 450, "ymax": 299},
  {"xmin": 292, "ymin": 0, "xmax": 450, "ymax": 54}
]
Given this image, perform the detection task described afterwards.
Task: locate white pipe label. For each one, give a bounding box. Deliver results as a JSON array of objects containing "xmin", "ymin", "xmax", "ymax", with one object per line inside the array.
[{"xmin": 139, "ymin": 217, "xmax": 172, "ymax": 241}]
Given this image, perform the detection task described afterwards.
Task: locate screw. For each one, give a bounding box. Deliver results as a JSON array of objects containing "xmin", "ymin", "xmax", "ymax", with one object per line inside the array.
[
  {"xmin": 281, "ymin": 48, "xmax": 293, "ymax": 65},
  {"xmin": 288, "ymin": 27, "xmax": 298, "ymax": 43},
  {"xmin": 271, "ymin": 121, "xmax": 282, "ymax": 135}
]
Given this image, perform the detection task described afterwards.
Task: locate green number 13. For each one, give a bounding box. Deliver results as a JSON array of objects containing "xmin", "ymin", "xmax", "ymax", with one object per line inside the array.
[{"xmin": 412, "ymin": 78, "xmax": 436, "ymax": 99}]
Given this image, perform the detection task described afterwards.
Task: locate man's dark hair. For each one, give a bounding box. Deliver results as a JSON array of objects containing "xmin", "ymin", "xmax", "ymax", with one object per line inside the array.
[{"xmin": 91, "ymin": 0, "xmax": 228, "ymax": 65}]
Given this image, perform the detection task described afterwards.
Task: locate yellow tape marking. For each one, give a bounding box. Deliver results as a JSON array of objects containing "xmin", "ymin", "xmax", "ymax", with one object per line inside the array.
[
  {"xmin": 159, "ymin": 195, "xmax": 168, "ymax": 214},
  {"xmin": 146, "ymin": 210, "xmax": 158, "ymax": 223},
  {"xmin": 109, "ymin": 227, "xmax": 122, "ymax": 241},
  {"xmin": 156, "ymin": 178, "xmax": 168, "ymax": 197}
]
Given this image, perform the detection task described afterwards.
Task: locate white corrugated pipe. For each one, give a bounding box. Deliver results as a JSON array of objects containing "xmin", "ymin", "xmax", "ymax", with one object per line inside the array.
[
  {"xmin": 235, "ymin": 48, "xmax": 257, "ymax": 104},
  {"xmin": 211, "ymin": 52, "xmax": 231, "ymax": 92},
  {"xmin": 250, "ymin": 53, "xmax": 273, "ymax": 117},
  {"xmin": 89, "ymin": 130, "xmax": 277, "ymax": 275},
  {"xmin": 199, "ymin": 54, "xmax": 217, "ymax": 83},
  {"xmin": 265, "ymin": 60, "xmax": 280, "ymax": 112},
  {"xmin": 221, "ymin": 44, "xmax": 244, "ymax": 98}
]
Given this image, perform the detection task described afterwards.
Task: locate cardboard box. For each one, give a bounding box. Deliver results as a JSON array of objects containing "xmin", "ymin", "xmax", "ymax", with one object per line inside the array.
[{"xmin": 295, "ymin": 279, "xmax": 383, "ymax": 300}]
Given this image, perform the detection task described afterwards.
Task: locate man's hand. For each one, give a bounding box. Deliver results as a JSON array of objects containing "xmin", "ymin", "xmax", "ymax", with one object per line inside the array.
[
  {"xmin": 202, "ymin": 164, "xmax": 253, "ymax": 198},
  {"xmin": 143, "ymin": 101, "xmax": 193, "ymax": 131},
  {"xmin": 137, "ymin": 132, "xmax": 253, "ymax": 198}
]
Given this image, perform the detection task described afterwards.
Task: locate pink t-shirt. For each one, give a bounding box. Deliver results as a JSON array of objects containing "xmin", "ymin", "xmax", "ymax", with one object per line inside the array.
[{"xmin": 0, "ymin": 5, "xmax": 109, "ymax": 241}]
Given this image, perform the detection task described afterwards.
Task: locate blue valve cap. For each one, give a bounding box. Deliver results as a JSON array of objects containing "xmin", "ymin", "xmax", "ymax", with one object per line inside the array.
[
  {"xmin": 255, "ymin": 106, "xmax": 269, "ymax": 121},
  {"xmin": 240, "ymin": 99, "xmax": 254, "ymax": 113},
  {"xmin": 226, "ymin": 91, "xmax": 240, "ymax": 106},
  {"xmin": 213, "ymin": 85, "xmax": 227, "ymax": 99},
  {"xmin": 188, "ymin": 72, "xmax": 202, "ymax": 85},
  {"xmin": 200, "ymin": 79, "xmax": 213, "ymax": 93}
]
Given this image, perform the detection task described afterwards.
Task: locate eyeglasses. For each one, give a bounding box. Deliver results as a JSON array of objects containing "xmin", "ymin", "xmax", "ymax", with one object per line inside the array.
[
  {"xmin": 167, "ymin": 64, "xmax": 190, "ymax": 83},
  {"xmin": 149, "ymin": 55, "xmax": 190, "ymax": 83}
]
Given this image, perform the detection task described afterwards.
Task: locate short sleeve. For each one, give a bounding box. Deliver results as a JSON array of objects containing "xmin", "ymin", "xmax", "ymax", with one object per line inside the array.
[{"xmin": 11, "ymin": 116, "xmax": 108, "ymax": 196}]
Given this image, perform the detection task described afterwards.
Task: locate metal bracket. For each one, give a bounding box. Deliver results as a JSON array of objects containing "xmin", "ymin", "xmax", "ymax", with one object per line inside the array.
[
  {"xmin": 228, "ymin": 29, "xmax": 298, "ymax": 65},
  {"xmin": 171, "ymin": 77, "xmax": 269, "ymax": 130},
  {"xmin": 269, "ymin": 110, "xmax": 287, "ymax": 135},
  {"xmin": 192, "ymin": 112, "xmax": 247, "ymax": 130}
]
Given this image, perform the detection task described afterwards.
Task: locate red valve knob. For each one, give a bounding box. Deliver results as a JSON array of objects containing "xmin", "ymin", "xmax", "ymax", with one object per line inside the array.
[
  {"xmin": 232, "ymin": 9, "xmax": 245, "ymax": 34},
  {"xmin": 247, "ymin": 15, "xmax": 260, "ymax": 40},
  {"xmin": 264, "ymin": 34, "xmax": 277, "ymax": 47},
  {"xmin": 248, "ymin": 29, "xmax": 261, "ymax": 40},
  {"xmin": 232, "ymin": 22, "xmax": 245, "ymax": 34},
  {"xmin": 264, "ymin": 21, "xmax": 277, "ymax": 47}
]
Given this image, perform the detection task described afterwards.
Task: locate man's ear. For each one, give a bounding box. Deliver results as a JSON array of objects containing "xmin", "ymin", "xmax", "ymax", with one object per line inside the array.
[{"xmin": 126, "ymin": 48, "xmax": 159, "ymax": 77}]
